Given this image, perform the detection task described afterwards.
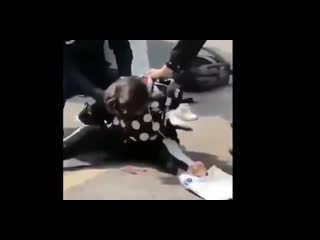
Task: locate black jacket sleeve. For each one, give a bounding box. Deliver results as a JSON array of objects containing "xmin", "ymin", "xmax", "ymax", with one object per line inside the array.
[
  {"xmin": 167, "ymin": 40, "xmax": 206, "ymax": 71},
  {"xmin": 108, "ymin": 40, "xmax": 133, "ymax": 76}
]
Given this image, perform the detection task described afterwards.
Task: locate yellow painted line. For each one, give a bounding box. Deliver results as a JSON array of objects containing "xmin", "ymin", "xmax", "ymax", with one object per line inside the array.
[{"xmin": 63, "ymin": 169, "xmax": 107, "ymax": 191}]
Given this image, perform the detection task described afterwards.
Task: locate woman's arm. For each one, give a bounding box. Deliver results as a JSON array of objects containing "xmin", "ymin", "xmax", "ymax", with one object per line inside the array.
[{"xmin": 150, "ymin": 40, "xmax": 206, "ymax": 79}]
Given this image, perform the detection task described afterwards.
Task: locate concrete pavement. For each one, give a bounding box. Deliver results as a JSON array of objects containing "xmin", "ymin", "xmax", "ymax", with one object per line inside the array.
[{"xmin": 63, "ymin": 40, "xmax": 233, "ymax": 200}]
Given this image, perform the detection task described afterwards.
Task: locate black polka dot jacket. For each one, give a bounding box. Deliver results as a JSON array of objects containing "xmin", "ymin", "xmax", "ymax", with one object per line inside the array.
[{"xmin": 79, "ymin": 79, "xmax": 184, "ymax": 143}]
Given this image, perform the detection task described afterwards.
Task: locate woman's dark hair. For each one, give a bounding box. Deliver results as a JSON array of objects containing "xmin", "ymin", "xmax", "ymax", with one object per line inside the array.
[{"xmin": 105, "ymin": 76, "xmax": 150, "ymax": 119}]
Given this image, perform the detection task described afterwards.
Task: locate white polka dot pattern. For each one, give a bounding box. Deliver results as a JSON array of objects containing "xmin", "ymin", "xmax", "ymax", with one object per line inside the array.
[
  {"xmin": 96, "ymin": 80, "xmax": 180, "ymax": 142},
  {"xmin": 130, "ymin": 137, "xmax": 137, "ymax": 142},
  {"xmin": 65, "ymin": 40, "xmax": 75, "ymax": 45},
  {"xmin": 120, "ymin": 120, "xmax": 126, "ymax": 128},
  {"xmin": 152, "ymin": 122, "xmax": 160, "ymax": 131},
  {"xmin": 139, "ymin": 133, "xmax": 149, "ymax": 141},
  {"xmin": 151, "ymin": 101, "xmax": 160, "ymax": 108},
  {"xmin": 175, "ymin": 89, "xmax": 180, "ymax": 98},
  {"xmin": 113, "ymin": 117, "xmax": 119, "ymax": 125},
  {"xmin": 143, "ymin": 114, "xmax": 152, "ymax": 122},
  {"xmin": 150, "ymin": 135, "xmax": 158, "ymax": 141},
  {"xmin": 131, "ymin": 121, "xmax": 140, "ymax": 130}
]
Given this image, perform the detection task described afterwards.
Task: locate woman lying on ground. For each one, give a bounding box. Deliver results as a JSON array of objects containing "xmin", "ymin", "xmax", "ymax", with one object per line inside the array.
[{"xmin": 63, "ymin": 75, "xmax": 207, "ymax": 177}]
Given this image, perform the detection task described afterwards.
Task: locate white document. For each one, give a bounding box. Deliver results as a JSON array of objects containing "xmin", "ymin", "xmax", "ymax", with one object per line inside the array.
[{"xmin": 179, "ymin": 171, "xmax": 233, "ymax": 200}]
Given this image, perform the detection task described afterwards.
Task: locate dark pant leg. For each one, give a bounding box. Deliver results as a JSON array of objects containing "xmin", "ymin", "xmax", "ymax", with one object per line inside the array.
[
  {"xmin": 63, "ymin": 125, "xmax": 123, "ymax": 160},
  {"xmin": 64, "ymin": 51, "xmax": 98, "ymax": 100},
  {"xmin": 108, "ymin": 40, "xmax": 133, "ymax": 76},
  {"xmin": 64, "ymin": 42, "xmax": 120, "ymax": 107},
  {"xmin": 81, "ymin": 59, "xmax": 119, "ymax": 90},
  {"xmin": 63, "ymin": 126, "xmax": 102, "ymax": 160},
  {"xmin": 73, "ymin": 44, "xmax": 119, "ymax": 90}
]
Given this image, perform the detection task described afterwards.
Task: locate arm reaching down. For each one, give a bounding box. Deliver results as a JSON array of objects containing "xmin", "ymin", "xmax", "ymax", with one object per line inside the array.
[
  {"xmin": 150, "ymin": 40, "xmax": 207, "ymax": 80},
  {"xmin": 162, "ymin": 138, "xmax": 207, "ymax": 177}
]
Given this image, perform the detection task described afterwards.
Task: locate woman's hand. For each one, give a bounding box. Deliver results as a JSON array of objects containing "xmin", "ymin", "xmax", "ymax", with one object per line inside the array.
[
  {"xmin": 149, "ymin": 65, "xmax": 174, "ymax": 80},
  {"xmin": 187, "ymin": 161, "xmax": 207, "ymax": 177}
]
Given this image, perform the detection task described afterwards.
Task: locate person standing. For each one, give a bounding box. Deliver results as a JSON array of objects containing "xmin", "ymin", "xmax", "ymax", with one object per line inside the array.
[{"xmin": 63, "ymin": 40, "xmax": 133, "ymax": 107}]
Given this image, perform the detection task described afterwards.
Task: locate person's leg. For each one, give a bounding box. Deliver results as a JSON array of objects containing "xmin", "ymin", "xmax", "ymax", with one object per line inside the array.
[
  {"xmin": 63, "ymin": 125, "xmax": 104, "ymax": 160},
  {"xmin": 64, "ymin": 50, "xmax": 104, "ymax": 103},
  {"xmin": 64, "ymin": 101, "xmax": 121, "ymax": 160},
  {"xmin": 109, "ymin": 40, "xmax": 133, "ymax": 76},
  {"xmin": 88, "ymin": 64, "xmax": 119, "ymax": 90},
  {"xmin": 63, "ymin": 57, "xmax": 75, "ymax": 137},
  {"xmin": 63, "ymin": 50, "xmax": 83, "ymax": 101},
  {"xmin": 63, "ymin": 125, "xmax": 123, "ymax": 160},
  {"xmin": 75, "ymin": 40, "xmax": 119, "ymax": 90}
]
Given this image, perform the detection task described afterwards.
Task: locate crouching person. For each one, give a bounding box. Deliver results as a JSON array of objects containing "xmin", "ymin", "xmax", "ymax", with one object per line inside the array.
[{"xmin": 63, "ymin": 75, "xmax": 207, "ymax": 177}]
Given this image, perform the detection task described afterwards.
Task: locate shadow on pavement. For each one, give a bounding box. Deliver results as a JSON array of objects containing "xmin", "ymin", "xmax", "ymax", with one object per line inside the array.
[
  {"xmin": 63, "ymin": 146, "xmax": 232, "ymax": 188},
  {"xmin": 63, "ymin": 127, "xmax": 232, "ymax": 175},
  {"xmin": 64, "ymin": 152, "xmax": 165, "ymax": 173}
]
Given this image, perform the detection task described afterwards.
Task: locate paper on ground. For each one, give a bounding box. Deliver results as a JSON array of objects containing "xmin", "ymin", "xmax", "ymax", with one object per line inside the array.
[{"xmin": 179, "ymin": 169, "xmax": 232, "ymax": 200}]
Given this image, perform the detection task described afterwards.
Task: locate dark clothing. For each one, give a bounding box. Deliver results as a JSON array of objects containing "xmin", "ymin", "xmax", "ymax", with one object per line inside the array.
[
  {"xmin": 63, "ymin": 50, "xmax": 106, "ymax": 108},
  {"xmin": 63, "ymin": 125, "xmax": 188, "ymax": 175},
  {"xmin": 78, "ymin": 101, "xmax": 179, "ymax": 144},
  {"xmin": 63, "ymin": 40, "xmax": 133, "ymax": 106},
  {"xmin": 63, "ymin": 50, "xmax": 104, "ymax": 100},
  {"xmin": 109, "ymin": 40, "xmax": 133, "ymax": 76},
  {"xmin": 64, "ymin": 40, "xmax": 132, "ymax": 88},
  {"xmin": 66, "ymin": 40, "xmax": 132, "ymax": 78},
  {"xmin": 78, "ymin": 78, "xmax": 182, "ymax": 143},
  {"xmin": 63, "ymin": 78, "xmax": 188, "ymax": 175},
  {"xmin": 167, "ymin": 40, "xmax": 207, "ymax": 71}
]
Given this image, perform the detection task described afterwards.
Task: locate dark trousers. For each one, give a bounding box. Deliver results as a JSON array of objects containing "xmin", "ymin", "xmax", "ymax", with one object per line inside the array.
[
  {"xmin": 63, "ymin": 126, "xmax": 188, "ymax": 175},
  {"xmin": 63, "ymin": 48, "xmax": 118, "ymax": 108}
]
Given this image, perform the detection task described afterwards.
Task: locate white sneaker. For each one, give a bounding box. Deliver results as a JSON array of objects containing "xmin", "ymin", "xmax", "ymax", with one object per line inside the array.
[
  {"xmin": 167, "ymin": 111, "xmax": 193, "ymax": 131},
  {"xmin": 173, "ymin": 104, "xmax": 198, "ymax": 121}
]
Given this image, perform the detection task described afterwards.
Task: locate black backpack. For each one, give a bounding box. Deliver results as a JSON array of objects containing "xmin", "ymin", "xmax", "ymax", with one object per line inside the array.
[{"xmin": 175, "ymin": 47, "xmax": 232, "ymax": 92}]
